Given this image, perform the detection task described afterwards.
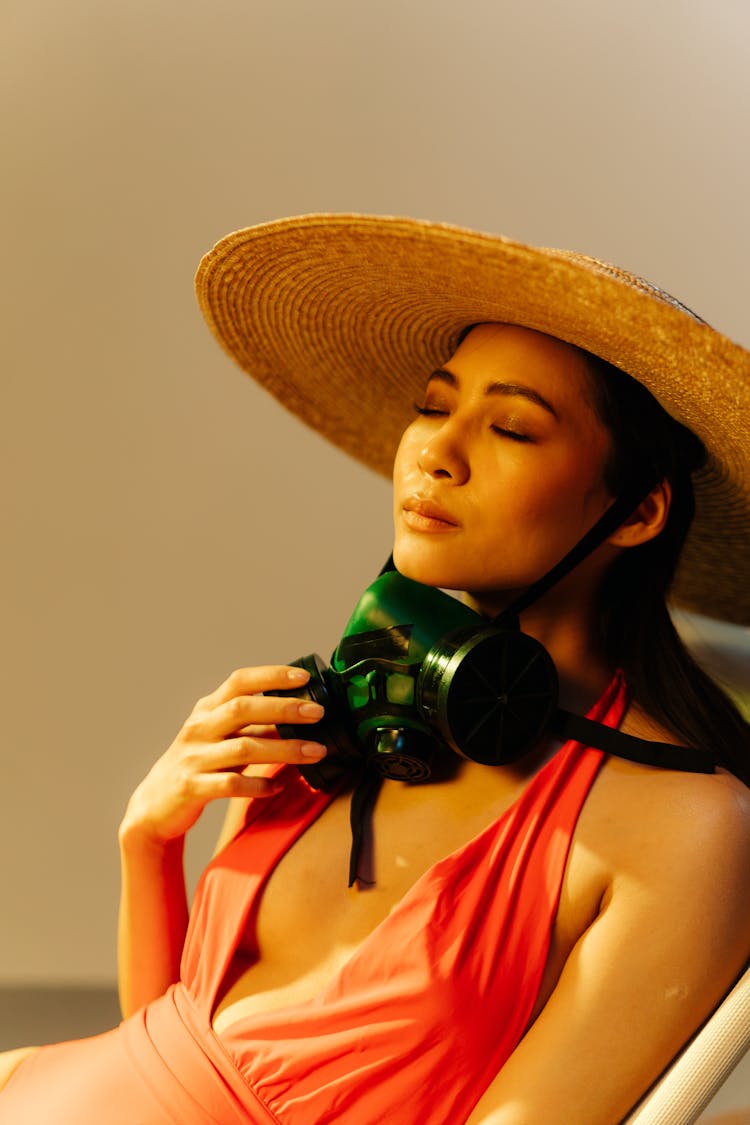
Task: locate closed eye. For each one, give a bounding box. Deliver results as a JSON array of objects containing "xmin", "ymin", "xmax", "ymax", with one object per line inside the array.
[
  {"xmin": 413, "ymin": 402, "xmax": 446, "ymax": 417},
  {"xmin": 491, "ymin": 425, "xmax": 533, "ymax": 443},
  {"xmin": 414, "ymin": 403, "xmax": 533, "ymax": 443}
]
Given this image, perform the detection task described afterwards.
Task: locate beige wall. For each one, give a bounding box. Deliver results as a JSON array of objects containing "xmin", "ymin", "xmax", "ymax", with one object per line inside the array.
[{"xmin": 2, "ymin": 0, "xmax": 749, "ymax": 985}]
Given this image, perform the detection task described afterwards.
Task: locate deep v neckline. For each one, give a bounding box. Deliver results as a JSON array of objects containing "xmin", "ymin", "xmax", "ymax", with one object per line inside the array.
[
  {"xmin": 193, "ymin": 672, "xmax": 626, "ymax": 1031},
  {"xmin": 205, "ymin": 762, "xmax": 571, "ymax": 1028}
]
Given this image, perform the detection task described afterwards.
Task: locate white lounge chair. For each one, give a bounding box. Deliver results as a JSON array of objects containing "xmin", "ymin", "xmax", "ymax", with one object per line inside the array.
[{"xmin": 625, "ymin": 964, "xmax": 750, "ymax": 1124}]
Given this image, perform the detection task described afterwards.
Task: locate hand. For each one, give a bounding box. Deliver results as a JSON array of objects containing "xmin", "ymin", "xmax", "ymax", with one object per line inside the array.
[{"xmin": 120, "ymin": 665, "xmax": 326, "ymax": 845}]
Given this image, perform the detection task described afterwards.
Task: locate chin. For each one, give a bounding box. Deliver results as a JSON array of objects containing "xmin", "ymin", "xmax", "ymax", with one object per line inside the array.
[
  {"xmin": 393, "ymin": 545, "xmax": 525, "ymax": 617},
  {"xmin": 393, "ymin": 542, "xmax": 469, "ymax": 592}
]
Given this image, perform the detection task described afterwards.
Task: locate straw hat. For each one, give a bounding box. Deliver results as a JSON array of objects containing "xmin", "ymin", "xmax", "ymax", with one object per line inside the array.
[{"xmin": 195, "ymin": 213, "xmax": 750, "ymax": 626}]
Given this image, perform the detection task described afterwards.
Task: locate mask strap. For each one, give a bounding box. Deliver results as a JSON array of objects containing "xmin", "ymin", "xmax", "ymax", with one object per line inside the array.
[
  {"xmin": 383, "ymin": 478, "xmax": 658, "ymax": 619},
  {"xmin": 494, "ymin": 476, "xmax": 658, "ymax": 624},
  {"xmin": 552, "ymin": 709, "xmax": 714, "ymax": 773},
  {"xmin": 348, "ymin": 769, "xmax": 384, "ymax": 887}
]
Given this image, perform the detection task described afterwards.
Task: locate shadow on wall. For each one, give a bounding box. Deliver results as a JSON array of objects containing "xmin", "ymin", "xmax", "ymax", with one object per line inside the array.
[{"xmin": 0, "ymin": 987, "xmax": 120, "ymax": 1050}]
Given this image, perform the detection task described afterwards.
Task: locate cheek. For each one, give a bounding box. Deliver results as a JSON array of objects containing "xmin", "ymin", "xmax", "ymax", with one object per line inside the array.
[
  {"xmin": 473, "ymin": 444, "xmax": 609, "ymax": 543},
  {"xmin": 392, "ymin": 424, "xmax": 422, "ymax": 488},
  {"xmin": 526, "ymin": 444, "xmax": 611, "ymax": 531}
]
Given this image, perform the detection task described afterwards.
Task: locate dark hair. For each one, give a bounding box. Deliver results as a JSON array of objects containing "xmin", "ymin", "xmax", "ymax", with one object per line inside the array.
[
  {"xmin": 454, "ymin": 322, "xmax": 749, "ymax": 779},
  {"xmin": 583, "ymin": 352, "xmax": 750, "ymax": 784}
]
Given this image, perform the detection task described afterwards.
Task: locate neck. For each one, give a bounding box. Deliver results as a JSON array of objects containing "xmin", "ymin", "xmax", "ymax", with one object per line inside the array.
[
  {"xmin": 464, "ymin": 570, "xmax": 614, "ymax": 716},
  {"xmin": 522, "ymin": 604, "xmax": 612, "ymax": 714}
]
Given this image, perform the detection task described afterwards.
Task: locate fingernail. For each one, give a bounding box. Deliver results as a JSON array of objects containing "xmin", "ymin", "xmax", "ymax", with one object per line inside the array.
[
  {"xmin": 299, "ymin": 702, "xmax": 324, "ymax": 718},
  {"xmin": 301, "ymin": 742, "xmax": 326, "ymax": 757},
  {"xmin": 287, "ymin": 668, "xmax": 309, "ymax": 682}
]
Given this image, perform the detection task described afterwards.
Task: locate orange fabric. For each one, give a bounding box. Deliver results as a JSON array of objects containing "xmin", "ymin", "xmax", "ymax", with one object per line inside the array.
[{"xmin": 0, "ymin": 674, "xmax": 627, "ymax": 1124}]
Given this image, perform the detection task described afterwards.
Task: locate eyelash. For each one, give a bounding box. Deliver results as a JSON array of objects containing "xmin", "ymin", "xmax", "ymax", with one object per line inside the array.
[{"xmin": 412, "ymin": 403, "xmax": 533, "ymax": 444}]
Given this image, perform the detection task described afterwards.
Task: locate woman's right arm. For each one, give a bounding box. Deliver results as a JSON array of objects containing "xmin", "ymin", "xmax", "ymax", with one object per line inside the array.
[{"xmin": 117, "ymin": 664, "xmax": 327, "ymax": 1019}]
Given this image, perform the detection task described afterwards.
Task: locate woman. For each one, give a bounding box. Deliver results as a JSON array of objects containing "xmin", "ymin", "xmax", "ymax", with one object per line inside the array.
[{"xmin": 1, "ymin": 215, "xmax": 749, "ymax": 1124}]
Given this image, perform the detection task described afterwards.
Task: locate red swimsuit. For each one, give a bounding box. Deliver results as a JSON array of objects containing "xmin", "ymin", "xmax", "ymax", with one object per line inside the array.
[{"xmin": 0, "ymin": 674, "xmax": 627, "ymax": 1124}]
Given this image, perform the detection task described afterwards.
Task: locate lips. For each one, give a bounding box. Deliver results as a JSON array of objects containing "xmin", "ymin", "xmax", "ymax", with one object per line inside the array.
[{"xmin": 402, "ymin": 496, "xmax": 460, "ymax": 527}]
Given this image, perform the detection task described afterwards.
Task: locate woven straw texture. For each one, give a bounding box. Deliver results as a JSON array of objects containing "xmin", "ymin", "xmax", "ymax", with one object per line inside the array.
[
  {"xmin": 625, "ymin": 963, "xmax": 750, "ymax": 1125},
  {"xmin": 195, "ymin": 214, "xmax": 750, "ymax": 625}
]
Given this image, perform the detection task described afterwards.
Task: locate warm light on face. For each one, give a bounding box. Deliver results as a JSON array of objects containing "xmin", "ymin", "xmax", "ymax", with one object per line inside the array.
[{"xmin": 392, "ymin": 323, "xmax": 614, "ymax": 609}]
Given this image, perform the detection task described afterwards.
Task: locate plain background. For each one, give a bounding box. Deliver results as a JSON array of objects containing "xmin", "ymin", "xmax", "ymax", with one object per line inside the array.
[{"xmin": 2, "ymin": 0, "xmax": 749, "ymax": 1007}]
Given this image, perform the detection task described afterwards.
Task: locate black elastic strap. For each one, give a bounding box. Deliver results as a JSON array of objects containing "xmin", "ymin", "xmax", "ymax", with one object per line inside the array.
[
  {"xmin": 495, "ymin": 479, "xmax": 658, "ymax": 624},
  {"xmin": 553, "ymin": 709, "xmax": 715, "ymax": 773},
  {"xmin": 385, "ymin": 477, "xmax": 657, "ymax": 624},
  {"xmin": 348, "ymin": 770, "xmax": 384, "ymax": 887}
]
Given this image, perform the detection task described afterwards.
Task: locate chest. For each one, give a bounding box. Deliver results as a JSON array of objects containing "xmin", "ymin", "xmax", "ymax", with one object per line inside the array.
[
  {"xmin": 240, "ymin": 757, "xmax": 604, "ymax": 962},
  {"xmin": 246, "ymin": 773, "xmax": 505, "ymax": 956},
  {"xmin": 213, "ymin": 770, "xmax": 527, "ymax": 1024},
  {"xmin": 210, "ymin": 755, "xmax": 612, "ymax": 1031}
]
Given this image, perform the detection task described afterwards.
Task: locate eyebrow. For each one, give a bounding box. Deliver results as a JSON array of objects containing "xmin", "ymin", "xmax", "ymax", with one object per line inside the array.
[{"xmin": 427, "ymin": 369, "xmax": 560, "ymax": 420}]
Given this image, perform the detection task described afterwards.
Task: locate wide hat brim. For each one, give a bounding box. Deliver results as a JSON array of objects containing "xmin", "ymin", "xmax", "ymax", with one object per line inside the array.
[{"xmin": 195, "ymin": 213, "xmax": 750, "ymax": 626}]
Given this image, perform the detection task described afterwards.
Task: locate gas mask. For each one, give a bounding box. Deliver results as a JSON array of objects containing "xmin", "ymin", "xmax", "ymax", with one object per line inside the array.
[
  {"xmin": 274, "ymin": 484, "xmax": 714, "ymax": 883},
  {"xmin": 277, "ymin": 563, "xmax": 713, "ymax": 792},
  {"xmin": 277, "ymin": 566, "xmax": 559, "ymax": 789}
]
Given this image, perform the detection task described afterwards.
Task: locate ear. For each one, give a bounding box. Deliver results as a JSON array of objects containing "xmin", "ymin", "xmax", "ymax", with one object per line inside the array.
[{"xmin": 607, "ymin": 479, "xmax": 672, "ymax": 549}]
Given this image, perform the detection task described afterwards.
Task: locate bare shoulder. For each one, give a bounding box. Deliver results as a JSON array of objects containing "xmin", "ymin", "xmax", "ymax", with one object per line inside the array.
[
  {"xmin": 584, "ymin": 715, "xmax": 750, "ymax": 950},
  {"xmin": 464, "ymin": 732, "xmax": 750, "ymax": 1124},
  {"xmin": 591, "ymin": 737, "xmax": 750, "ymax": 855}
]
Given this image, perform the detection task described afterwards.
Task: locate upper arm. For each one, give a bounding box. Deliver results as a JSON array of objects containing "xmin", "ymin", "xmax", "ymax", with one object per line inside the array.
[{"xmin": 465, "ymin": 773, "xmax": 750, "ymax": 1125}]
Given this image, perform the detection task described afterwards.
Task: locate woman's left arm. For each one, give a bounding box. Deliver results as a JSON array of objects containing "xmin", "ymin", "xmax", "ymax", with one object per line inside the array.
[{"xmin": 466, "ymin": 775, "xmax": 750, "ymax": 1125}]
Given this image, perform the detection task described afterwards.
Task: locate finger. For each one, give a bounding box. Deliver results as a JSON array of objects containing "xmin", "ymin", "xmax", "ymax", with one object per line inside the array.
[
  {"xmin": 234, "ymin": 723, "xmax": 280, "ymax": 739},
  {"xmin": 198, "ymin": 666, "xmax": 311, "ymax": 711},
  {"xmin": 189, "ymin": 694, "xmax": 324, "ymax": 740},
  {"xmin": 209, "ymin": 734, "xmax": 328, "ymax": 770},
  {"xmin": 187, "ymin": 770, "xmax": 288, "ymax": 803}
]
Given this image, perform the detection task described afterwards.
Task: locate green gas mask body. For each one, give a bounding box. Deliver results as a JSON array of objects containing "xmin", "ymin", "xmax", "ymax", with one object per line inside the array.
[
  {"xmin": 278, "ymin": 569, "xmax": 559, "ymax": 789},
  {"xmin": 276, "ymin": 478, "xmax": 716, "ymax": 792},
  {"xmin": 273, "ymin": 487, "xmax": 715, "ymax": 885}
]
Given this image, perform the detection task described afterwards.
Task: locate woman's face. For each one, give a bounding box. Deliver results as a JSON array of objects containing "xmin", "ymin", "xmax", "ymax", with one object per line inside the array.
[{"xmin": 392, "ymin": 323, "xmax": 615, "ymax": 611}]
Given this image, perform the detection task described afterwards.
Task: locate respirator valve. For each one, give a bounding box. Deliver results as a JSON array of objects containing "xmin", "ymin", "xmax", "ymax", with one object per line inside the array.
[{"xmin": 366, "ymin": 728, "xmax": 435, "ymax": 781}]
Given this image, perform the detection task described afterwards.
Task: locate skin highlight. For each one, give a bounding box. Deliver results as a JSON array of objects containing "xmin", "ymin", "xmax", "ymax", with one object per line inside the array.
[
  {"xmin": 117, "ymin": 324, "xmax": 750, "ymax": 1125},
  {"xmin": 392, "ymin": 322, "xmax": 670, "ymax": 713},
  {"xmin": 3, "ymin": 324, "xmax": 747, "ymax": 1125}
]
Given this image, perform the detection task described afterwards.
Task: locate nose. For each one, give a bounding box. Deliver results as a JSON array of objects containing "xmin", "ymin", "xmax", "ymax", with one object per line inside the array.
[{"xmin": 418, "ymin": 424, "xmax": 469, "ymax": 484}]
